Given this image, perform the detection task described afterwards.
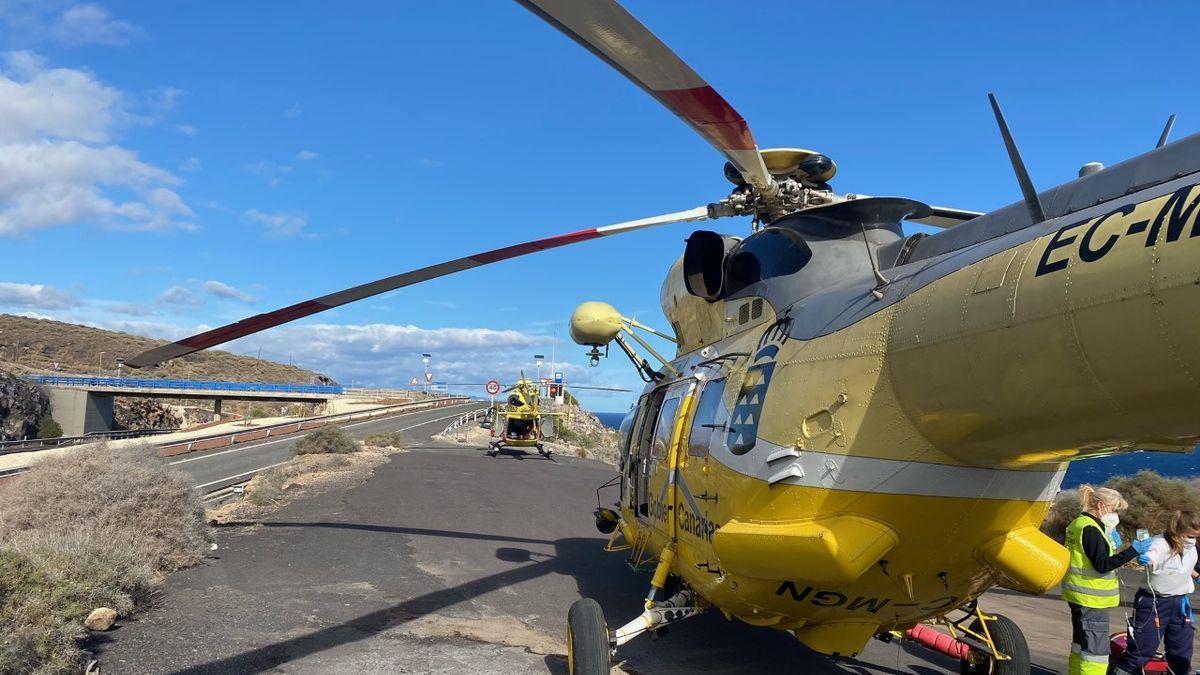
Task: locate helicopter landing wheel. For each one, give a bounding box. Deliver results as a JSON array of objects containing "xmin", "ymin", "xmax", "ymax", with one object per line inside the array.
[
  {"xmin": 959, "ymin": 613, "xmax": 1029, "ymax": 675},
  {"xmin": 567, "ymin": 598, "xmax": 610, "ymax": 675}
]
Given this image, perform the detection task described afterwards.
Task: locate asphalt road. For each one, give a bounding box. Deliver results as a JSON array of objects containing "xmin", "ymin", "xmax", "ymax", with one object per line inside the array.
[
  {"xmin": 168, "ymin": 402, "xmax": 482, "ymax": 492},
  {"xmin": 92, "ymin": 416, "xmax": 990, "ymax": 675}
]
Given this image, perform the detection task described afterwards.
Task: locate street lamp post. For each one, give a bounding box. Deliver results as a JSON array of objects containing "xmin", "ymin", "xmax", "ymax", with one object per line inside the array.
[
  {"xmin": 534, "ymin": 354, "xmax": 545, "ymax": 393},
  {"xmin": 421, "ymin": 353, "xmax": 432, "ymax": 394}
]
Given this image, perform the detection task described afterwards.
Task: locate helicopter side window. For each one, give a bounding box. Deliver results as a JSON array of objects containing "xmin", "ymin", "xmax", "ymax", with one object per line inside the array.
[
  {"xmin": 724, "ymin": 227, "xmax": 813, "ymax": 296},
  {"xmin": 650, "ymin": 396, "xmax": 681, "ymax": 458},
  {"xmin": 688, "ymin": 378, "xmax": 727, "ymax": 457}
]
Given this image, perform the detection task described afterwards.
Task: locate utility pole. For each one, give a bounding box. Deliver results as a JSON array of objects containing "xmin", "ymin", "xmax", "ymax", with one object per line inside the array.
[{"xmin": 97, "ymin": 351, "xmax": 106, "ymax": 377}]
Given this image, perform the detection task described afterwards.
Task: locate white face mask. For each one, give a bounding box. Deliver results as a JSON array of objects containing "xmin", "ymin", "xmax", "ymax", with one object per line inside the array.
[
  {"xmin": 1183, "ymin": 537, "xmax": 1196, "ymax": 550},
  {"xmin": 1101, "ymin": 512, "xmax": 1120, "ymax": 531}
]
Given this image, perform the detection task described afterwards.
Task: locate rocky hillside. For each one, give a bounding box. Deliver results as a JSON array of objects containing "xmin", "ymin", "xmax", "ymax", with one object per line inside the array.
[
  {"xmin": 0, "ymin": 371, "xmax": 50, "ymax": 441},
  {"xmin": 0, "ymin": 314, "xmax": 332, "ymax": 384}
]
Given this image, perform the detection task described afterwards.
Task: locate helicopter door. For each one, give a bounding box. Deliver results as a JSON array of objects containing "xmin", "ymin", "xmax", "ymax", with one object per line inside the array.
[
  {"xmin": 639, "ymin": 380, "xmax": 695, "ymax": 538},
  {"xmin": 676, "ymin": 376, "xmax": 729, "ymax": 556}
]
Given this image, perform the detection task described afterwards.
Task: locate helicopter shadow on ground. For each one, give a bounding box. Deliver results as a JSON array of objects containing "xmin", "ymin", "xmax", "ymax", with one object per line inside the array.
[{"xmin": 179, "ymin": 518, "xmax": 974, "ymax": 675}]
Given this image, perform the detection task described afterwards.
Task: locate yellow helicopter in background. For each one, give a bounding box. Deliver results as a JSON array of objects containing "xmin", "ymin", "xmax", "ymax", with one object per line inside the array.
[
  {"xmin": 481, "ymin": 373, "xmax": 630, "ymax": 458},
  {"xmin": 485, "ymin": 373, "xmax": 560, "ymax": 458},
  {"xmin": 126, "ymin": 1, "xmax": 1200, "ymax": 673}
]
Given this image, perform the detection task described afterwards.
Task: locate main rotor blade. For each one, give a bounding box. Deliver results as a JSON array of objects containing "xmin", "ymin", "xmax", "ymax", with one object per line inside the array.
[
  {"xmin": 909, "ymin": 205, "xmax": 984, "ymax": 228},
  {"xmin": 126, "ymin": 207, "xmax": 709, "ymax": 368},
  {"xmin": 517, "ymin": 0, "xmax": 776, "ymax": 194}
]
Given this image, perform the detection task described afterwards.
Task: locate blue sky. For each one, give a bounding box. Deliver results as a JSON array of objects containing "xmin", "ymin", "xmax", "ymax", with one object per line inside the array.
[{"xmin": 0, "ymin": 1, "xmax": 1196, "ymax": 411}]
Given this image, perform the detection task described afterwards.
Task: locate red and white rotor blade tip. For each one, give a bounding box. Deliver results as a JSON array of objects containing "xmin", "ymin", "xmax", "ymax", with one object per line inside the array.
[
  {"xmin": 517, "ymin": 0, "xmax": 774, "ymax": 193},
  {"xmin": 125, "ymin": 206, "xmax": 710, "ymax": 368}
]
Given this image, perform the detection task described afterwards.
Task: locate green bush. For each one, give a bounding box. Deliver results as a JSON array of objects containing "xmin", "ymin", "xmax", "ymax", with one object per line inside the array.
[
  {"xmin": 1041, "ymin": 470, "xmax": 1200, "ymax": 543},
  {"xmin": 35, "ymin": 416, "xmax": 62, "ymax": 439},
  {"xmin": 294, "ymin": 425, "xmax": 356, "ymax": 455},
  {"xmin": 364, "ymin": 431, "xmax": 404, "ymax": 449}
]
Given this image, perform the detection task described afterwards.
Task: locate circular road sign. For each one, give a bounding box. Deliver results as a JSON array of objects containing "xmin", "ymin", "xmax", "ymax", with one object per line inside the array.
[{"xmin": 485, "ymin": 380, "xmax": 501, "ymax": 396}]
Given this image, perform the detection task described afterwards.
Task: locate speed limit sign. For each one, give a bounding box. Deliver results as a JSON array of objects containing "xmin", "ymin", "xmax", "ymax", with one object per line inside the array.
[{"xmin": 485, "ymin": 380, "xmax": 501, "ymax": 396}]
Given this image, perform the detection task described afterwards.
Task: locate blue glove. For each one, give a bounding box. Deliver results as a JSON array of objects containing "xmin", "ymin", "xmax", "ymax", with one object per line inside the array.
[
  {"xmin": 1132, "ymin": 537, "xmax": 1152, "ymax": 555},
  {"xmin": 1111, "ymin": 530, "xmax": 1123, "ymax": 547},
  {"xmin": 1138, "ymin": 553, "xmax": 1151, "ymax": 565}
]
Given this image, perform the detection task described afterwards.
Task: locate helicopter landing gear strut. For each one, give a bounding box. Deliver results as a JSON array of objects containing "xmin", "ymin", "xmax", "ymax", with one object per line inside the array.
[
  {"xmin": 895, "ymin": 600, "xmax": 1030, "ymax": 675},
  {"xmin": 537, "ymin": 443, "xmax": 552, "ymax": 457},
  {"xmin": 486, "ymin": 441, "xmax": 502, "ymax": 457},
  {"xmin": 567, "ymin": 586, "xmax": 704, "ymax": 674}
]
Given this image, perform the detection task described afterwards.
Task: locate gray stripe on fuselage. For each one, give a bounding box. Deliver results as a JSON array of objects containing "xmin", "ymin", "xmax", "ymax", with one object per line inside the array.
[{"xmin": 711, "ymin": 438, "xmax": 1066, "ymax": 502}]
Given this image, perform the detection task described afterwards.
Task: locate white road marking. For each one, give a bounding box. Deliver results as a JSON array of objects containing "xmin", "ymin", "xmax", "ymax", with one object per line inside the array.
[
  {"xmin": 195, "ymin": 461, "xmax": 290, "ymax": 490},
  {"xmin": 170, "ymin": 405, "xmax": 476, "ymax": 466}
]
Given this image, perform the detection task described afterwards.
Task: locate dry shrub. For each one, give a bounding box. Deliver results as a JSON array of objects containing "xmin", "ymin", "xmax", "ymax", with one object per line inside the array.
[
  {"xmin": 244, "ymin": 468, "xmax": 287, "ymax": 506},
  {"xmin": 1041, "ymin": 471, "xmax": 1200, "ymax": 543},
  {"xmin": 364, "ymin": 431, "xmax": 404, "ymax": 449},
  {"xmin": 0, "ymin": 530, "xmax": 153, "ymax": 675},
  {"xmin": 0, "ymin": 443, "xmax": 209, "ymax": 673},
  {"xmin": 294, "ymin": 425, "xmax": 356, "ymax": 455},
  {"xmin": 0, "ymin": 443, "xmax": 210, "ymax": 572}
]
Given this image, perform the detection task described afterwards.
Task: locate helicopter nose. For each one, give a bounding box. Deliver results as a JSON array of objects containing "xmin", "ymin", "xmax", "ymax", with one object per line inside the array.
[{"xmin": 888, "ymin": 186, "xmax": 1200, "ymax": 466}]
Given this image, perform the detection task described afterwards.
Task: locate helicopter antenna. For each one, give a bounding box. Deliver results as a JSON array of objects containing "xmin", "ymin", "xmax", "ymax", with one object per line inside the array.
[
  {"xmin": 1157, "ymin": 114, "xmax": 1177, "ymax": 148},
  {"xmin": 988, "ymin": 93, "xmax": 1045, "ymax": 224}
]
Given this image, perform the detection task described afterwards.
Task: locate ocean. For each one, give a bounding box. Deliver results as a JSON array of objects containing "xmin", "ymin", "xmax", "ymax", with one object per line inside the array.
[{"xmin": 593, "ymin": 412, "xmax": 1198, "ymax": 488}]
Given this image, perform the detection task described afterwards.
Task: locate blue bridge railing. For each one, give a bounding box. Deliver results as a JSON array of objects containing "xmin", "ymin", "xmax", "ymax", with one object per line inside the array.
[{"xmin": 24, "ymin": 375, "xmax": 343, "ymax": 395}]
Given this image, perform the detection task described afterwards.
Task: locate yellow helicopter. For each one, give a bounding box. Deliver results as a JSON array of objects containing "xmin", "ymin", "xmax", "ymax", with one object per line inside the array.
[
  {"xmin": 480, "ymin": 374, "xmax": 630, "ymax": 458},
  {"xmin": 125, "ymin": 1, "xmax": 1200, "ymax": 673},
  {"xmin": 485, "ymin": 373, "xmax": 560, "ymax": 457}
]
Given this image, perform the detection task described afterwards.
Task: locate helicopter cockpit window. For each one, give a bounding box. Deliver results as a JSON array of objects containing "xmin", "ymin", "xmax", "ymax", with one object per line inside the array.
[
  {"xmin": 724, "ymin": 227, "xmax": 813, "ymax": 297},
  {"xmin": 688, "ymin": 378, "xmax": 727, "ymax": 457},
  {"xmin": 650, "ymin": 395, "xmax": 681, "ymax": 459}
]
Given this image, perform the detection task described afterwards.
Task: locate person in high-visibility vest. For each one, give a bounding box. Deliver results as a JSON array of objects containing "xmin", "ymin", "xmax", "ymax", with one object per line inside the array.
[{"xmin": 1063, "ymin": 485, "xmax": 1152, "ymax": 675}]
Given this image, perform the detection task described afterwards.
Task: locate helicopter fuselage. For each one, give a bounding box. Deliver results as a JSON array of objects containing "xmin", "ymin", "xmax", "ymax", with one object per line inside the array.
[{"xmin": 610, "ymin": 175, "xmax": 1200, "ymax": 656}]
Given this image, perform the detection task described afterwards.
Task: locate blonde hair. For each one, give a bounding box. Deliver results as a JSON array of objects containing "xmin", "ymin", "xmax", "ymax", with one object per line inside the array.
[
  {"xmin": 1165, "ymin": 510, "xmax": 1200, "ymax": 556},
  {"xmin": 1078, "ymin": 485, "xmax": 1127, "ymax": 513}
]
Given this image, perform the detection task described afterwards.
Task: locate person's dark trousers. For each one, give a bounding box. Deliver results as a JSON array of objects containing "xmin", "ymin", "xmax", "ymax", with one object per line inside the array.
[{"xmin": 1114, "ymin": 590, "xmax": 1194, "ymax": 674}]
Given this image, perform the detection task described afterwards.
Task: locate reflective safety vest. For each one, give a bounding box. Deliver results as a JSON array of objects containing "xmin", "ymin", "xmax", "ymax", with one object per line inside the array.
[{"xmin": 1062, "ymin": 514, "xmax": 1121, "ymax": 608}]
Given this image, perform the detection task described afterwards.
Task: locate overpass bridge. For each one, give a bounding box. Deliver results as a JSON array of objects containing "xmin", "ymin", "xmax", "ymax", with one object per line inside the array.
[{"xmin": 24, "ymin": 375, "xmax": 344, "ymax": 437}]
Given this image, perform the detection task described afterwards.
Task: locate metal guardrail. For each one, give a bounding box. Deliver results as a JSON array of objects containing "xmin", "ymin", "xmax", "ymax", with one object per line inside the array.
[
  {"xmin": 441, "ymin": 407, "xmax": 492, "ymax": 434},
  {"xmin": 0, "ymin": 397, "xmax": 472, "ymax": 483},
  {"xmin": 0, "ymin": 427, "xmax": 180, "ymax": 454},
  {"xmin": 23, "ymin": 375, "xmax": 344, "ymax": 395},
  {"xmin": 158, "ymin": 396, "xmax": 471, "ymax": 457}
]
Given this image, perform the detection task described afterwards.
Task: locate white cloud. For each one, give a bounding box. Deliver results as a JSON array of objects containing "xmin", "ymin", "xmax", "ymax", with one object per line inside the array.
[
  {"xmin": 178, "ymin": 156, "xmax": 201, "ymax": 172},
  {"xmin": 157, "ymin": 285, "xmax": 196, "ymax": 306},
  {"xmin": 295, "ymin": 149, "xmax": 319, "ymax": 161},
  {"xmin": 241, "ymin": 159, "xmax": 293, "ymax": 187},
  {"xmin": 48, "ymin": 3, "xmax": 141, "ymax": 46},
  {"xmin": 243, "ymin": 208, "xmax": 313, "ymax": 239},
  {"xmin": 0, "ymin": 2, "xmax": 142, "ymax": 48},
  {"xmin": 202, "ymin": 280, "xmax": 256, "ymax": 305},
  {"xmin": 284, "ymin": 103, "xmax": 302, "ymax": 119},
  {"xmin": 0, "ymin": 52, "xmax": 194, "ymax": 235},
  {"xmin": 175, "ymin": 124, "xmax": 198, "ymax": 137},
  {"xmin": 0, "ymin": 281, "xmax": 79, "ymax": 309}
]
